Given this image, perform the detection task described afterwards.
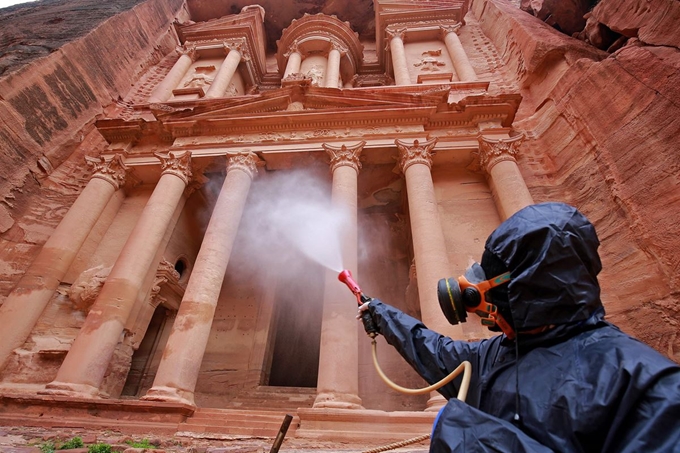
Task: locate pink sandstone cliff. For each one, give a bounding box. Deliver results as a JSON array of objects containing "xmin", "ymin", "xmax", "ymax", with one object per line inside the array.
[
  {"xmin": 472, "ymin": 0, "xmax": 680, "ymax": 360},
  {"xmin": 0, "ymin": 0, "xmax": 678, "ymax": 404}
]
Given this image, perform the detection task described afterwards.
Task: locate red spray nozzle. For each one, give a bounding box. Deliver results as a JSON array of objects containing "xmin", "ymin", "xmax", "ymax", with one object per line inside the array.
[{"xmin": 338, "ymin": 269, "xmax": 363, "ymax": 304}]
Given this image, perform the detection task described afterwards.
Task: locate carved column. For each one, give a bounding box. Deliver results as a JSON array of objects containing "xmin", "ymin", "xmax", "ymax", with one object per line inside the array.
[
  {"xmin": 396, "ymin": 138, "xmax": 458, "ymax": 410},
  {"xmin": 148, "ymin": 47, "xmax": 197, "ymax": 103},
  {"xmin": 283, "ymin": 41, "xmax": 302, "ymax": 79},
  {"xmin": 440, "ymin": 24, "xmax": 477, "ymax": 82},
  {"xmin": 41, "ymin": 152, "xmax": 192, "ymax": 398},
  {"xmin": 205, "ymin": 40, "xmax": 245, "ymax": 99},
  {"xmin": 0, "ymin": 155, "xmax": 127, "ymax": 372},
  {"xmin": 324, "ymin": 42, "xmax": 345, "ymax": 88},
  {"xmin": 313, "ymin": 141, "xmax": 365, "ymax": 409},
  {"xmin": 387, "ymin": 28, "xmax": 411, "ymax": 86},
  {"xmin": 143, "ymin": 152, "xmax": 260, "ymax": 406},
  {"xmin": 476, "ymin": 134, "xmax": 532, "ymax": 220}
]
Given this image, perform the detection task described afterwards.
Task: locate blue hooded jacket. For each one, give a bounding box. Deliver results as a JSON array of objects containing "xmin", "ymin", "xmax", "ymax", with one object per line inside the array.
[{"xmin": 368, "ymin": 202, "xmax": 680, "ymax": 452}]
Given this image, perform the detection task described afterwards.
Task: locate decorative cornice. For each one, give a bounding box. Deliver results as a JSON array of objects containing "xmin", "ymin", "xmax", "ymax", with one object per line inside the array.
[
  {"xmin": 395, "ymin": 138, "xmax": 438, "ymax": 173},
  {"xmin": 86, "ymin": 154, "xmax": 128, "ymax": 189},
  {"xmin": 474, "ymin": 134, "xmax": 525, "ymax": 173},
  {"xmin": 323, "ymin": 141, "xmax": 365, "ymax": 173},
  {"xmin": 226, "ymin": 151, "xmax": 261, "ymax": 179},
  {"xmin": 154, "ymin": 151, "xmax": 193, "ymax": 185}
]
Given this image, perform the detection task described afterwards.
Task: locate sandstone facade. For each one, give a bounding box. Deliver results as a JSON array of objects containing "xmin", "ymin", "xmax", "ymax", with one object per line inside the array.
[{"xmin": 0, "ymin": 0, "xmax": 678, "ymax": 443}]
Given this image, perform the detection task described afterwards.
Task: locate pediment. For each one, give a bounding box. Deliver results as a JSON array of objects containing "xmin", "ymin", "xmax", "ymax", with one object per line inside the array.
[{"xmin": 152, "ymin": 85, "xmax": 448, "ymax": 122}]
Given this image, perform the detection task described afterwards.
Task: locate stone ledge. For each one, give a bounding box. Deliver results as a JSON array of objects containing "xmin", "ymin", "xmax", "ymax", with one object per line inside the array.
[{"xmin": 295, "ymin": 408, "xmax": 436, "ymax": 442}]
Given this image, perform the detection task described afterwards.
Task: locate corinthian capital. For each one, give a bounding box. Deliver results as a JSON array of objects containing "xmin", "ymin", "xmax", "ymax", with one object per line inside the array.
[
  {"xmin": 225, "ymin": 38, "xmax": 249, "ymax": 61},
  {"xmin": 475, "ymin": 134, "xmax": 525, "ymax": 173},
  {"xmin": 226, "ymin": 151, "xmax": 261, "ymax": 179},
  {"xmin": 86, "ymin": 154, "xmax": 128, "ymax": 189},
  {"xmin": 386, "ymin": 26, "xmax": 407, "ymax": 42},
  {"xmin": 439, "ymin": 23, "xmax": 462, "ymax": 39},
  {"xmin": 177, "ymin": 45, "xmax": 198, "ymax": 62},
  {"xmin": 154, "ymin": 151, "xmax": 193, "ymax": 185},
  {"xmin": 395, "ymin": 138, "xmax": 438, "ymax": 173},
  {"xmin": 323, "ymin": 141, "xmax": 365, "ymax": 173}
]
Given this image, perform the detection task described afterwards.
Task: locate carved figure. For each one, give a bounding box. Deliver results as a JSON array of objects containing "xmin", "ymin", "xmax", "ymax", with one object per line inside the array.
[
  {"xmin": 305, "ymin": 65, "xmax": 325, "ymax": 86},
  {"xmin": 68, "ymin": 265, "xmax": 112, "ymax": 311}
]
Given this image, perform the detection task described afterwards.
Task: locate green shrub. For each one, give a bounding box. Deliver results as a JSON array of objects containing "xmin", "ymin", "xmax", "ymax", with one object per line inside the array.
[
  {"xmin": 125, "ymin": 439, "xmax": 155, "ymax": 449},
  {"xmin": 59, "ymin": 437, "xmax": 84, "ymax": 450},
  {"xmin": 40, "ymin": 441, "xmax": 56, "ymax": 453},
  {"xmin": 88, "ymin": 443, "xmax": 112, "ymax": 453}
]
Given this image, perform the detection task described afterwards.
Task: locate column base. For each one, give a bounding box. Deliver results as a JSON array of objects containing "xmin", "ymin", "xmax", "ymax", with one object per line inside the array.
[
  {"xmin": 141, "ymin": 385, "xmax": 196, "ymax": 407},
  {"xmin": 39, "ymin": 381, "xmax": 101, "ymax": 399},
  {"xmin": 313, "ymin": 391, "xmax": 364, "ymax": 410},
  {"xmin": 425, "ymin": 394, "xmax": 446, "ymax": 412}
]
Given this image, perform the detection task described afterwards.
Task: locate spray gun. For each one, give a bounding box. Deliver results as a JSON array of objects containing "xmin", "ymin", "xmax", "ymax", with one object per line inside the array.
[{"xmin": 338, "ymin": 269, "xmax": 379, "ymax": 338}]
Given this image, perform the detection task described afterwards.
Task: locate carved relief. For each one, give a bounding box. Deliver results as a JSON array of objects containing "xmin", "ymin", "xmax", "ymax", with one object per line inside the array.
[
  {"xmin": 68, "ymin": 264, "xmax": 112, "ymax": 311},
  {"xmin": 86, "ymin": 154, "xmax": 128, "ymax": 190},
  {"xmin": 414, "ymin": 50, "xmax": 446, "ymax": 71},
  {"xmin": 154, "ymin": 151, "xmax": 193, "ymax": 185},
  {"xmin": 395, "ymin": 138, "xmax": 438, "ymax": 173},
  {"xmin": 323, "ymin": 141, "xmax": 366, "ymax": 173},
  {"xmin": 183, "ymin": 66, "xmax": 215, "ymax": 88},
  {"xmin": 305, "ymin": 64, "xmax": 325, "ymax": 86},
  {"xmin": 473, "ymin": 134, "xmax": 525, "ymax": 173},
  {"xmin": 173, "ymin": 125, "xmax": 424, "ymax": 147}
]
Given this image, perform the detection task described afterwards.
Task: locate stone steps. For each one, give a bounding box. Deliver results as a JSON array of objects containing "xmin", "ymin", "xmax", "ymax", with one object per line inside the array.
[
  {"xmin": 200, "ymin": 386, "xmax": 316, "ymax": 412},
  {"xmin": 178, "ymin": 408, "xmax": 299, "ymax": 438}
]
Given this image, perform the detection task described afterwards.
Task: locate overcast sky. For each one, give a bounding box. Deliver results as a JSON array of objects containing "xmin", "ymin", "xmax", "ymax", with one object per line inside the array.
[{"xmin": 0, "ymin": 0, "xmax": 37, "ymax": 8}]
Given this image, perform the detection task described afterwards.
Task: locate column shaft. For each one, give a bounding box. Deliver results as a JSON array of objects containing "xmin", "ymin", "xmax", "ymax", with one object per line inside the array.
[
  {"xmin": 444, "ymin": 32, "xmax": 477, "ymax": 82},
  {"xmin": 143, "ymin": 154, "xmax": 258, "ymax": 406},
  {"xmin": 324, "ymin": 48, "xmax": 341, "ymax": 88},
  {"xmin": 148, "ymin": 51, "xmax": 194, "ymax": 103},
  {"xmin": 205, "ymin": 50, "xmax": 241, "ymax": 99},
  {"xmin": 0, "ymin": 177, "xmax": 120, "ymax": 371},
  {"xmin": 314, "ymin": 164, "xmax": 362, "ymax": 409},
  {"xmin": 488, "ymin": 161, "xmax": 533, "ymax": 220},
  {"xmin": 42, "ymin": 168, "xmax": 189, "ymax": 398},
  {"xmin": 397, "ymin": 139, "xmax": 457, "ymax": 411},
  {"xmin": 390, "ymin": 35, "xmax": 411, "ymax": 86},
  {"xmin": 283, "ymin": 51, "xmax": 302, "ymax": 79}
]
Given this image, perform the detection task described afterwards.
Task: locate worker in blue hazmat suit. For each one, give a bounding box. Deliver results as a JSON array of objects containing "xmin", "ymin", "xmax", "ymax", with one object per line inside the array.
[{"xmin": 358, "ymin": 202, "xmax": 680, "ymax": 452}]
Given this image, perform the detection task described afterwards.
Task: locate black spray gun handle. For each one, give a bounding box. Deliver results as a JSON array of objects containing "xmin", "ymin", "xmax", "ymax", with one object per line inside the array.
[{"xmin": 338, "ymin": 270, "xmax": 379, "ymax": 338}]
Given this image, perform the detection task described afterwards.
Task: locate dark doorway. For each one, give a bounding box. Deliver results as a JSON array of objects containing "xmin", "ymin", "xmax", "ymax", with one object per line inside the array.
[
  {"xmin": 121, "ymin": 305, "xmax": 171, "ymax": 397},
  {"xmin": 268, "ymin": 255, "xmax": 324, "ymax": 387}
]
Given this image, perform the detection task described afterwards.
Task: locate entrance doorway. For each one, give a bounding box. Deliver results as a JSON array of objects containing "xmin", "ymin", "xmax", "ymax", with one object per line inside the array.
[
  {"xmin": 268, "ymin": 256, "xmax": 324, "ymax": 387},
  {"xmin": 121, "ymin": 305, "xmax": 172, "ymax": 397}
]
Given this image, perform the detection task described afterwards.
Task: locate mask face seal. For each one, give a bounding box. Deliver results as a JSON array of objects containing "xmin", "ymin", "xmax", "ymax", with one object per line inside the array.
[{"xmin": 437, "ymin": 263, "xmax": 515, "ymax": 339}]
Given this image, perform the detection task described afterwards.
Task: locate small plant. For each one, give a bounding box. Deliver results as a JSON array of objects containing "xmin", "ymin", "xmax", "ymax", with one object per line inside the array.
[
  {"xmin": 88, "ymin": 444, "xmax": 112, "ymax": 453},
  {"xmin": 39, "ymin": 441, "xmax": 56, "ymax": 453},
  {"xmin": 125, "ymin": 439, "xmax": 155, "ymax": 449},
  {"xmin": 59, "ymin": 437, "xmax": 84, "ymax": 450}
]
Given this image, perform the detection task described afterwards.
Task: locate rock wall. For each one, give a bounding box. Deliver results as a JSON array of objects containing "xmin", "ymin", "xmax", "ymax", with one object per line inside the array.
[
  {"xmin": 0, "ymin": 0, "xmax": 187, "ymax": 237},
  {"xmin": 472, "ymin": 0, "xmax": 680, "ymax": 361}
]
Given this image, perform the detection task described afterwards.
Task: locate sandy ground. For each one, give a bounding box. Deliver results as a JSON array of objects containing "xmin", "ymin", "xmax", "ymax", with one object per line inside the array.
[{"xmin": 0, "ymin": 425, "xmax": 429, "ymax": 453}]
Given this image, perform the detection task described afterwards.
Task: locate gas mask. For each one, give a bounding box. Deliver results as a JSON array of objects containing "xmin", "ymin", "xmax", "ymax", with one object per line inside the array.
[{"xmin": 437, "ymin": 262, "xmax": 516, "ymax": 340}]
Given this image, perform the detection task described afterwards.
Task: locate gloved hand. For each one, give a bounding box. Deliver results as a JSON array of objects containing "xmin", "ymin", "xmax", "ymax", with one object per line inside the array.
[{"xmin": 356, "ymin": 299, "xmax": 380, "ymax": 337}]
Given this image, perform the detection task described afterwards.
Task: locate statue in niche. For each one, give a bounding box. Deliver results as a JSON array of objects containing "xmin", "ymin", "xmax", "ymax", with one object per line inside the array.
[
  {"xmin": 414, "ymin": 49, "xmax": 446, "ymax": 71},
  {"xmin": 305, "ymin": 64, "xmax": 325, "ymax": 86},
  {"xmin": 183, "ymin": 65, "xmax": 215, "ymax": 88},
  {"xmin": 225, "ymin": 82, "xmax": 239, "ymax": 97}
]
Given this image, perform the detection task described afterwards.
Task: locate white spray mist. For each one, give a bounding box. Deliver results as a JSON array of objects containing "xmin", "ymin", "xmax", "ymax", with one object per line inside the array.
[{"xmin": 238, "ymin": 168, "xmax": 348, "ymax": 274}]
